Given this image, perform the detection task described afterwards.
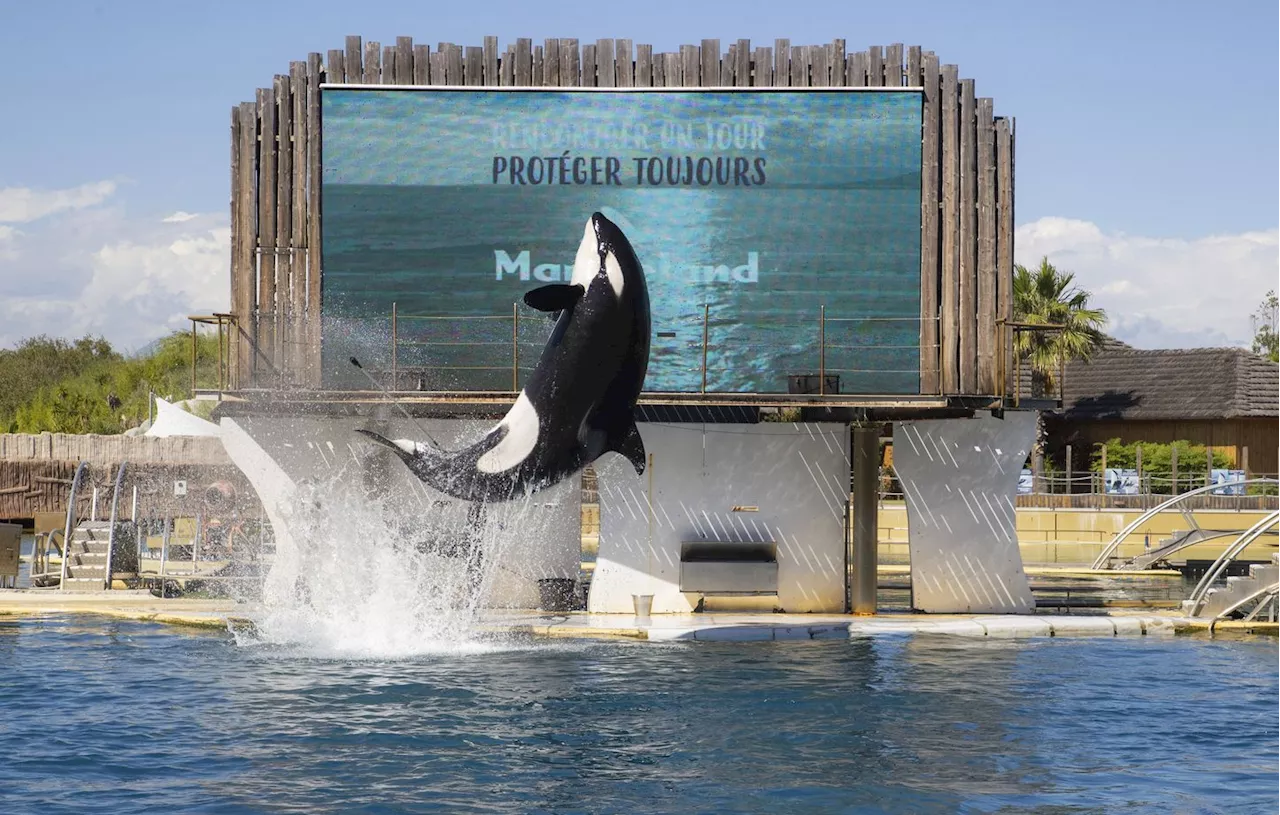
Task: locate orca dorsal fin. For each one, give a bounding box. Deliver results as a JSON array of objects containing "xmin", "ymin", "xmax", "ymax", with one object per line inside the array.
[
  {"xmin": 609, "ymin": 420, "xmax": 646, "ymax": 476},
  {"xmin": 523, "ymin": 283, "xmax": 584, "ymax": 313}
]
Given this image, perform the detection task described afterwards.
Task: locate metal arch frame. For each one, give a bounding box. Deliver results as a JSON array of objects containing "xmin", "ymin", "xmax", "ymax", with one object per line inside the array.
[
  {"xmin": 1184, "ymin": 510, "xmax": 1280, "ymax": 617},
  {"xmin": 104, "ymin": 461, "xmax": 128, "ymax": 590},
  {"xmin": 58, "ymin": 462, "xmax": 89, "ymax": 589},
  {"xmin": 1124, "ymin": 529, "xmax": 1242, "ymax": 572},
  {"xmin": 1090, "ymin": 478, "xmax": 1278, "ymax": 570},
  {"xmin": 1210, "ymin": 583, "xmax": 1279, "ymax": 627}
]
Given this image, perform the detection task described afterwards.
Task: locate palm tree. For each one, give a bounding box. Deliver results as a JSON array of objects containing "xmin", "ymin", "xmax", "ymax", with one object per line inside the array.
[
  {"xmin": 1013, "ymin": 257, "xmax": 1107, "ymax": 397},
  {"xmin": 1251, "ymin": 290, "xmax": 1278, "ymax": 362}
]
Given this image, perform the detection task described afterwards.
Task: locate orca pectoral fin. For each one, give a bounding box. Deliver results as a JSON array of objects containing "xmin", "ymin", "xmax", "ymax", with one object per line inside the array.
[
  {"xmin": 523, "ymin": 283, "xmax": 584, "ymax": 313},
  {"xmin": 609, "ymin": 420, "xmax": 647, "ymax": 476}
]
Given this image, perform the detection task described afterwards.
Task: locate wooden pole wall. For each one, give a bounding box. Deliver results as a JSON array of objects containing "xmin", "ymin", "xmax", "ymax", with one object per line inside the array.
[
  {"xmin": 272, "ymin": 73, "xmax": 291, "ymax": 378},
  {"xmin": 228, "ymin": 37, "xmax": 1015, "ymax": 397},
  {"xmin": 919, "ymin": 52, "xmax": 940, "ymax": 394}
]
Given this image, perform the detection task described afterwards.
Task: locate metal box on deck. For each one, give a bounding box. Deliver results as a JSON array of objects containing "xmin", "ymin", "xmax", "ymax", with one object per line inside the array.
[{"xmin": 0, "ymin": 522, "xmax": 21, "ymax": 588}]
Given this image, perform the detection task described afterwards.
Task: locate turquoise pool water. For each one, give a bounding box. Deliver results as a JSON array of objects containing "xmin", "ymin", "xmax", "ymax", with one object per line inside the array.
[{"xmin": 1, "ymin": 615, "xmax": 1275, "ymax": 814}]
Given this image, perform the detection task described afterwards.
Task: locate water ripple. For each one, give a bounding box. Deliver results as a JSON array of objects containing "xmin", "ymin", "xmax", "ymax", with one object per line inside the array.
[{"xmin": 0, "ymin": 616, "xmax": 1275, "ymax": 814}]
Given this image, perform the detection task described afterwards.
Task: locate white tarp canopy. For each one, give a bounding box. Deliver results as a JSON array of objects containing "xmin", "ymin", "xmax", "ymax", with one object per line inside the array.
[{"xmin": 143, "ymin": 397, "xmax": 221, "ymax": 438}]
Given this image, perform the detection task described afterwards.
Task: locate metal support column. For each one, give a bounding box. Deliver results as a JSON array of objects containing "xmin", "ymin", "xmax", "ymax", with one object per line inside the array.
[{"xmin": 851, "ymin": 424, "xmax": 879, "ymax": 615}]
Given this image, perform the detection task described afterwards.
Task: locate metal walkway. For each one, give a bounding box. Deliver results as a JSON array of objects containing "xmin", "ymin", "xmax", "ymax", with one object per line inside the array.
[
  {"xmin": 1091, "ymin": 479, "xmax": 1278, "ymax": 571},
  {"xmin": 1183, "ymin": 511, "xmax": 1280, "ymax": 624}
]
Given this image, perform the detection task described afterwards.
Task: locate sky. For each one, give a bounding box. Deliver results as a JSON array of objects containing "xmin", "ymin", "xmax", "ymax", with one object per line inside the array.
[{"xmin": 0, "ymin": 0, "xmax": 1276, "ymax": 353}]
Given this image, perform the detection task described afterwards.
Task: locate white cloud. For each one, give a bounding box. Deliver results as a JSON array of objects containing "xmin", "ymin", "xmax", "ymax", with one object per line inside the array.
[
  {"xmin": 0, "ymin": 225, "xmax": 18, "ymax": 261},
  {"xmin": 0, "ymin": 183, "xmax": 229, "ymax": 353},
  {"xmin": 162, "ymin": 211, "xmax": 198, "ymax": 223},
  {"xmin": 1015, "ymin": 216, "xmax": 1279, "ymax": 350},
  {"xmin": 0, "ymin": 181, "xmax": 118, "ymax": 224}
]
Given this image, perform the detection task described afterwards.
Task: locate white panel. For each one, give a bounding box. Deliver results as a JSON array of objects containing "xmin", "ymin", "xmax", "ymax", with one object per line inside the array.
[
  {"xmin": 893, "ymin": 412, "xmax": 1036, "ymax": 614},
  {"xmin": 590, "ymin": 422, "xmax": 850, "ymax": 613},
  {"xmin": 218, "ymin": 418, "xmax": 301, "ymax": 607}
]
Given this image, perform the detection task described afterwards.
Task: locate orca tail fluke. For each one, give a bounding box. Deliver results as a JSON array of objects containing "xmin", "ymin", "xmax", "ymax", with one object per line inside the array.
[{"xmin": 355, "ymin": 428, "xmax": 436, "ymax": 465}]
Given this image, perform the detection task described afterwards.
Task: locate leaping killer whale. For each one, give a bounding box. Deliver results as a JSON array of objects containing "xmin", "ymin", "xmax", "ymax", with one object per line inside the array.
[{"xmin": 356, "ymin": 211, "xmax": 651, "ymax": 503}]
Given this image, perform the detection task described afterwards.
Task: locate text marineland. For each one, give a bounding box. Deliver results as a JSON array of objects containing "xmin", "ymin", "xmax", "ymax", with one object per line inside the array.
[{"xmin": 495, "ymin": 250, "xmax": 761, "ymax": 284}]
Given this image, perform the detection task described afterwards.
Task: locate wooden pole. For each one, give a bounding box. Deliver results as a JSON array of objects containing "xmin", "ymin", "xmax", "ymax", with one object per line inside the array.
[
  {"xmin": 958, "ymin": 78, "xmax": 977, "ymax": 393},
  {"xmin": 274, "ymin": 73, "xmax": 292, "ymax": 379},
  {"xmin": 919, "ymin": 52, "xmax": 940, "ymax": 394},
  {"xmin": 289, "ymin": 60, "xmax": 308, "ymax": 385},
  {"xmin": 1065, "ymin": 443, "xmax": 1073, "ymax": 496},
  {"xmin": 217, "ymin": 319, "xmax": 225, "ymax": 391},
  {"xmin": 820, "ymin": 305, "xmax": 826, "ymax": 395},
  {"xmin": 306, "ymin": 53, "xmax": 323, "ymax": 387},
  {"xmin": 976, "ymin": 96, "xmax": 996, "ymax": 393},
  {"xmin": 851, "ymin": 426, "xmax": 879, "ymax": 614},
  {"xmin": 257, "ymin": 86, "xmax": 278, "ymax": 373},
  {"xmin": 1136, "ymin": 446, "xmax": 1144, "ymax": 497},
  {"xmin": 702, "ymin": 304, "xmax": 709, "ymax": 393},
  {"xmin": 1100, "ymin": 444, "xmax": 1107, "ymax": 494},
  {"xmin": 190, "ymin": 322, "xmax": 197, "ymax": 395},
  {"xmin": 939, "ymin": 64, "xmax": 959, "ymax": 394},
  {"xmin": 1171, "ymin": 445, "xmax": 1179, "ymax": 495},
  {"xmin": 996, "ymin": 118, "xmax": 1014, "ymax": 399}
]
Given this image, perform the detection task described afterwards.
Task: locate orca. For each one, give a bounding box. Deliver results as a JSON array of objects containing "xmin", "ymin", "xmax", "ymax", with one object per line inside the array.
[{"xmin": 356, "ymin": 211, "xmax": 651, "ymax": 503}]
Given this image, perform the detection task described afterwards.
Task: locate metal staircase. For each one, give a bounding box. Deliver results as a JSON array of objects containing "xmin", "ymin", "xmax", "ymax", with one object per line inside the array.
[
  {"xmin": 1092, "ymin": 478, "xmax": 1278, "ymax": 571},
  {"xmin": 1183, "ymin": 512, "xmax": 1280, "ymax": 622},
  {"xmin": 61, "ymin": 520, "xmax": 112, "ymax": 592},
  {"xmin": 46, "ymin": 460, "xmax": 129, "ymax": 592},
  {"xmin": 1124, "ymin": 527, "xmax": 1237, "ymax": 571},
  {"xmin": 1183, "ymin": 554, "xmax": 1278, "ymax": 621}
]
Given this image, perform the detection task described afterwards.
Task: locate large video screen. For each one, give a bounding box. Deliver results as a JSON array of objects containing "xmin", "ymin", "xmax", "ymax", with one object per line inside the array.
[{"xmin": 320, "ymin": 88, "xmax": 922, "ymax": 394}]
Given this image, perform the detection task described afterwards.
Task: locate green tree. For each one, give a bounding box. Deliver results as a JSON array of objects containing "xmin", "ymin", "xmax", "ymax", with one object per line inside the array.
[
  {"xmin": 1089, "ymin": 439, "xmax": 1233, "ymax": 494},
  {"xmin": 1251, "ymin": 290, "xmax": 1278, "ymax": 363},
  {"xmin": 0, "ymin": 335, "xmax": 119, "ymax": 427},
  {"xmin": 0, "ymin": 330, "xmax": 222, "ymax": 434},
  {"xmin": 1013, "ymin": 257, "xmax": 1108, "ymax": 396}
]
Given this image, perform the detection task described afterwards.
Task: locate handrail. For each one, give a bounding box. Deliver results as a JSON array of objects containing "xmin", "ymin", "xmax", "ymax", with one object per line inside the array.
[
  {"xmin": 389, "ymin": 306, "xmax": 938, "ymax": 396},
  {"xmin": 59, "ymin": 461, "xmax": 88, "ymax": 588},
  {"xmin": 104, "ymin": 461, "xmax": 128, "ymax": 590},
  {"xmin": 1184, "ymin": 510, "xmax": 1280, "ymax": 616},
  {"xmin": 1090, "ymin": 478, "xmax": 1278, "ymax": 569},
  {"xmin": 34, "ymin": 528, "xmax": 63, "ymax": 577},
  {"xmin": 1210, "ymin": 583, "xmax": 1279, "ymax": 624}
]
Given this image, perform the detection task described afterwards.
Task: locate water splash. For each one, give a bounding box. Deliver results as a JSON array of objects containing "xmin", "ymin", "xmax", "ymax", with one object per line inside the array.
[{"xmin": 234, "ymin": 461, "xmax": 575, "ymax": 659}]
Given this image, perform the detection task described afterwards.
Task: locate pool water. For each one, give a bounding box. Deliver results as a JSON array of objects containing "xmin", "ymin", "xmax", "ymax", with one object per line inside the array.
[{"xmin": 1, "ymin": 616, "xmax": 1275, "ymax": 814}]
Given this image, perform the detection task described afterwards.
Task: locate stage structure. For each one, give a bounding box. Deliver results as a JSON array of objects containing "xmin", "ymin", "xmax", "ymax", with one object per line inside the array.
[
  {"xmin": 217, "ymin": 35, "xmax": 1036, "ymax": 615},
  {"xmin": 225, "ymin": 35, "xmax": 1016, "ymax": 404}
]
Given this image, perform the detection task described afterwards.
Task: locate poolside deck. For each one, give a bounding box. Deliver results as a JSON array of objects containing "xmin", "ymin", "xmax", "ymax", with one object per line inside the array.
[{"xmin": 0, "ymin": 590, "xmax": 1273, "ymax": 639}]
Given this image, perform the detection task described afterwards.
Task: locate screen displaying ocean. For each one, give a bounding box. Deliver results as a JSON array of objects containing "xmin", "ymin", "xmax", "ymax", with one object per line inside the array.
[{"xmin": 320, "ymin": 89, "xmax": 923, "ymax": 394}]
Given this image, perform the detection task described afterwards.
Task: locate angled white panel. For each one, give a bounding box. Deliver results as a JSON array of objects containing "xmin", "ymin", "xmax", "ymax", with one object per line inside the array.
[
  {"xmin": 591, "ymin": 422, "xmax": 850, "ymax": 614},
  {"xmin": 894, "ymin": 413, "xmax": 1036, "ymax": 614},
  {"xmin": 220, "ymin": 415, "xmax": 580, "ymax": 609}
]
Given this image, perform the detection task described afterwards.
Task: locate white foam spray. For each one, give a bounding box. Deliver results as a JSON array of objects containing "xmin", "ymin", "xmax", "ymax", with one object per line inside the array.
[{"xmin": 234, "ymin": 462, "xmax": 569, "ymax": 659}]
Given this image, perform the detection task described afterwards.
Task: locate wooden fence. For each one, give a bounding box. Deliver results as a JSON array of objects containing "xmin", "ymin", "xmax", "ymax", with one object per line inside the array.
[
  {"xmin": 0, "ymin": 433, "xmax": 229, "ymax": 465},
  {"xmin": 230, "ymin": 36, "xmax": 1015, "ymax": 397},
  {"xmin": 0, "ymin": 434, "xmax": 244, "ymax": 522}
]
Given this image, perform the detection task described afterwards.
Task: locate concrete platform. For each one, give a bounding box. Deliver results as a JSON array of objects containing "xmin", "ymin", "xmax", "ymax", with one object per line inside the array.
[
  {"xmin": 490, "ymin": 611, "xmax": 1201, "ymax": 641},
  {"xmin": 0, "ymin": 589, "xmax": 253, "ymax": 630},
  {"xmin": 1, "ymin": 591, "xmax": 1273, "ymax": 638}
]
